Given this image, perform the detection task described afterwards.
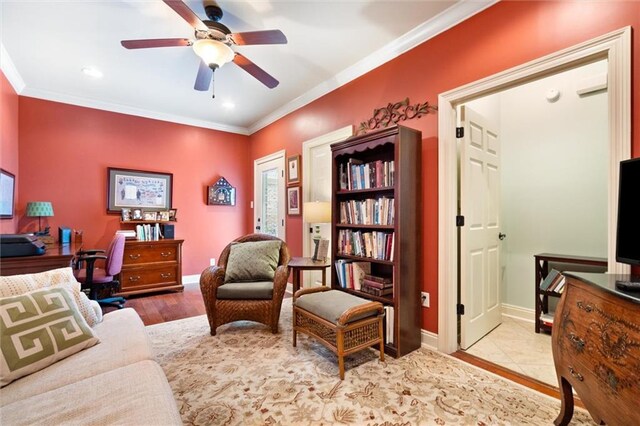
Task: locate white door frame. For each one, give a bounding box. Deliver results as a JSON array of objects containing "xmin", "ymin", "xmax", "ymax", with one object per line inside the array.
[
  {"xmin": 254, "ymin": 149, "xmax": 286, "ymax": 239},
  {"xmin": 301, "ymin": 125, "xmax": 354, "ymax": 256},
  {"xmin": 437, "ymin": 27, "xmax": 631, "ymax": 353}
]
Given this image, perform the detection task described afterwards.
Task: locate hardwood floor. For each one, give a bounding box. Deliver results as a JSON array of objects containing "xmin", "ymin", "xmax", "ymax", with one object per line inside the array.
[{"xmin": 118, "ymin": 284, "xmax": 563, "ymax": 401}]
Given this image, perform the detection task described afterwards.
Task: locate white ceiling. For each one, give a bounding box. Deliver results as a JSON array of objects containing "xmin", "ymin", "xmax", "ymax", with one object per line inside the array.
[{"xmin": 1, "ymin": 0, "xmax": 494, "ymax": 135}]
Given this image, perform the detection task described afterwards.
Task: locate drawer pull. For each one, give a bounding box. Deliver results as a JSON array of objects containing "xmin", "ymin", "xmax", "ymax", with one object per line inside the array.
[
  {"xmin": 568, "ymin": 333, "xmax": 585, "ymax": 351},
  {"xmin": 128, "ymin": 253, "xmax": 142, "ymax": 260},
  {"xmin": 160, "ymin": 273, "xmax": 172, "ymax": 278},
  {"xmin": 576, "ymin": 301, "xmax": 593, "ymax": 312},
  {"xmin": 128, "ymin": 276, "xmax": 141, "ymax": 282},
  {"xmin": 568, "ymin": 366, "xmax": 584, "ymax": 381},
  {"xmin": 160, "ymin": 252, "xmax": 172, "ymax": 257}
]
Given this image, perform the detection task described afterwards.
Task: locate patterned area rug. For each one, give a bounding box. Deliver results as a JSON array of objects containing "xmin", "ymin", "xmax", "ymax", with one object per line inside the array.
[{"xmin": 147, "ymin": 299, "xmax": 594, "ymax": 425}]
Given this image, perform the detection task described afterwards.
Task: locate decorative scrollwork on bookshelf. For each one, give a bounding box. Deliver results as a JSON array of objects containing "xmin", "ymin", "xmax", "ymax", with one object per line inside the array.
[{"xmin": 356, "ymin": 97, "xmax": 437, "ymax": 135}]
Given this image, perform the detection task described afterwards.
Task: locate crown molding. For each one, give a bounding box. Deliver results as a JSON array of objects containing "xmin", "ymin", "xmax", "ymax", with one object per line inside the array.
[
  {"xmin": 19, "ymin": 86, "xmax": 250, "ymax": 135},
  {"xmin": 247, "ymin": 0, "xmax": 497, "ymax": 134},
  {"xmin": 0, "ymin": 43, "xmax": 26, "ymax": 94}
]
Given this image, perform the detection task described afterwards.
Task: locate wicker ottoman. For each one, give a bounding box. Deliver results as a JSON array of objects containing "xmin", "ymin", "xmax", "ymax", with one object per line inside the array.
[{"xmin": 293, "ymin": 287, "xmax": 385, "ymax": 379}]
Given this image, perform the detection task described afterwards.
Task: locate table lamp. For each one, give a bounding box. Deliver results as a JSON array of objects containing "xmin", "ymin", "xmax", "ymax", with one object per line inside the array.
[
  {"xmin": 303, "ymin": 201, "xmax": 331, "ymax": 261},
  {"xmin": 26, "ymin": 201, "xmax": 54, "ymax": 235}
]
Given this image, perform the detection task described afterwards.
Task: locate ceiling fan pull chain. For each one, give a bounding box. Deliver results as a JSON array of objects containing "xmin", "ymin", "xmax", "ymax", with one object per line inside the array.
[{"xmin": 211, "ymin": 70, "xmax": 216, "ymax": 99}]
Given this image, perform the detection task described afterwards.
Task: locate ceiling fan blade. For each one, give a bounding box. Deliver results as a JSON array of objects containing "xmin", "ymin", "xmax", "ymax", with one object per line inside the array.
[
  {"xmin": 121, "ymin": 38, "xmax": 191, "ymax": 49},
  {"xmin": 162, "ymin": 0, "xmax": 208, "ymax": 31},
  {"xmin": 230, "ymin": 30, "xmax": 287, "ymax": 46},
  {"xmin": 194, "ymin": 60, "xmax": 213, "ymax": 91},
  {"xmin": 233, "ymin": 53, "xmax": 279, "ymax": 89}
]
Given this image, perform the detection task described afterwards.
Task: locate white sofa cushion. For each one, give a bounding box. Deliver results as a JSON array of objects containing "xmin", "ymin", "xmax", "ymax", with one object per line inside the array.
[
  {"xmin": 1, "ymin": 360, "xmax": 182, "ymax": 426},
  {"xmin": 0, "ymin": 308, "xmax": 152, "ymax": 405},
  {"xmin": 0, "ymin": 267, "xmax": 99, "ymax": 327},
  {"xmin": 0, "ymin": 287, "xmax": 100, "ymax": 387}
]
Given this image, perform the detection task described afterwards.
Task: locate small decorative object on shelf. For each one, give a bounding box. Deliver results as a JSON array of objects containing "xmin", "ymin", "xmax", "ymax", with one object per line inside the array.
[
  {"xmin": 121, "ymin": 208, "xmax": 174, "ymax": 222},
  {"xmin": 331, "ymin": 125, "xmax": 422, "ymax": 358},
  {"xmin": 207, "ymin": 177, "xmax": 236, "ymax": 206},
  {"xmin": 356, "ymin": 97, "xmax": 437, "ymax": 135}
]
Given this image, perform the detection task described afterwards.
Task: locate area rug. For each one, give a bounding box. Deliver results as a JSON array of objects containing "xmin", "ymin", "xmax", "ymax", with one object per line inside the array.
[{"xmin": 147, "ymin": 299, "xmax": 594, "ymax": 426}]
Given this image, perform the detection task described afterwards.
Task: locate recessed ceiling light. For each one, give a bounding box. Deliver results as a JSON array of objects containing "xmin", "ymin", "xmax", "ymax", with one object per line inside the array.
[
  {"xmin": 81, "ymin": 66, "xmax": 103, "ymax": 79},
  {"xmin": 222, "ymin": 101, "xmax": 235, "ymax": 110}
]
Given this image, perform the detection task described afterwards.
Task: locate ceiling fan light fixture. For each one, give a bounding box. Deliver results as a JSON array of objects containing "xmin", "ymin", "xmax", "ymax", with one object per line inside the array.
[{"xmin": 192, "ymin": 39, "xmax": 234, "ymax": 68}]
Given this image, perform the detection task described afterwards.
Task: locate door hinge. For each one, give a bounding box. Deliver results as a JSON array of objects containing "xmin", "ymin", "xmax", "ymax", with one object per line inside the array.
[
  {"xmin": 281, "ymin": 170, "xmax": 284, "ymax": 177},
  {"xmin": 456, "ymin": 127, "xmax": 464, "ymax": 138},
  {"xmin": 456, "ymin": 215, "xmax": 465, "ymax": 227},
  {"xmin": 282, "ymin": 219, "xmax": 285, "ymax": 226},
  {"xmin": 457, "ymin": 303, "xmax": 465, "ymax": 315}
]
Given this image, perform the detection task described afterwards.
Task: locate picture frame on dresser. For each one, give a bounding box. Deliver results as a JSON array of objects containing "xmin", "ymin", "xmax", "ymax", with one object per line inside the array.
[
  {"xmin": 0, "ymin": 168, "xmax": 16, "ymax": 219},
  {"xmin": 107, "ymin": 167, "xmax": 173, "ymax": 213}
]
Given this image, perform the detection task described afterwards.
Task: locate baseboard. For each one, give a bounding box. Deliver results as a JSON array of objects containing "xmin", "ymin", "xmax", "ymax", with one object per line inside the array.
[
  {"xmin": 501, "ymin": 303, "xmax": 535, "ymax": 323},
  {"xmin": 182, "ymin": 275, "xmax": 200, "ymax": 285},
  {"xmin": 421, "ymin": 329, "xmax": 438, "ymax": 350}
]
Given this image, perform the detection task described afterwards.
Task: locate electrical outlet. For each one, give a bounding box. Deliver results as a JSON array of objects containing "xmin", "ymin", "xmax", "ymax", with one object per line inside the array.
[
  {"xmin": 210, "ymin": 258, "xmax": 216, "ymax": 266},
  {"xmin": 421, "ymin": 292, "xmax": 430, "ymax": 308}
]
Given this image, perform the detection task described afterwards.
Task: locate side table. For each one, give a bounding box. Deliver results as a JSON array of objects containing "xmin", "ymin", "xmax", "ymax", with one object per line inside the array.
[{"xmin": 288, "ymin": 257, "xmax": 330, "ymax": 293}]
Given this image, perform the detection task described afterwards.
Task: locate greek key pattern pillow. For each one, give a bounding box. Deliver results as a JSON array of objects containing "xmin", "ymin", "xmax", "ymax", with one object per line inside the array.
[
  {"xmin": 224, "ymin": 240, "xmax": 281, "ymax": 283},
  {"xmin": 0, "ymin": 267, "xmax": 99, "ymax": 326},
  {"xmin": 0, "ymin": 287, "xmax": 99, "ymax": 387}
]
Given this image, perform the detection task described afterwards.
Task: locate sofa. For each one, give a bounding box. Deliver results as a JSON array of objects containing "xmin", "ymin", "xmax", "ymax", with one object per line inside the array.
[{"xmin": 0, "ymin": 268, "xmax": 181, "ymax": 425}]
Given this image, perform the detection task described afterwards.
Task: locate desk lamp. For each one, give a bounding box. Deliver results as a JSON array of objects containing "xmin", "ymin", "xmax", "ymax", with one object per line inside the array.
[
  {"xmin": 26, "ymin": 201, "xmax": 54, "ymax": 235},
  {"xmin": 303, "ymin": 201, "xmax": 331, "ymax": 261}
]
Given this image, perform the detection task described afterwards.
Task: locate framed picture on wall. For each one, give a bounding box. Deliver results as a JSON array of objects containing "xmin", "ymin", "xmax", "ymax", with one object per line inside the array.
[
  {"xmin": 287, "ymin": 155, "xmax": 300, "ymax": 186},
  {"xmin": 287, "ymin": 186, "xmax": 300, "ymax": 215},
  {"xmin": 107, "ymin": 167, "xmax": 173, "ymax": 213},
  {"xmin": 0, "ymin": 168, "xmax": 15, "ymax": 219}
]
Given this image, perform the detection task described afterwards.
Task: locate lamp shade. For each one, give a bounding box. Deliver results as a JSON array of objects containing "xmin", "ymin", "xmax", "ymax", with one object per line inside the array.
[
  {"xmin": 303, "ymin": 201, "xmax": 331, "ymax": 223},
  {"xmin": 26, "ymin": 201, "xmax": 54, "ymax": 217},
  {"xmin": 192, "ymin": 39, "xmax": 234, "ymax": 68}
]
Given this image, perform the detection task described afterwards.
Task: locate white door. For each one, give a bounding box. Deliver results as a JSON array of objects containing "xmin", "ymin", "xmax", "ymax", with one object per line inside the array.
[
  {"xmin": 254, "ymin": 151, "xmax": 286, "ymax": 239},
  {"xmin": 460, "ymin": 106, "xmax": 502, "ymax": 350},
  {"xmin": 302, "ymin": 126, "xmax": 354, "ymax": 286}
]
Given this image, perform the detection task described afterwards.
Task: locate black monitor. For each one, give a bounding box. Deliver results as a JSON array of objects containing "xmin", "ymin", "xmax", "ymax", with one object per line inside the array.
[{"xmin": 616, "ymin": 157, "xmax": 640, "ymax": 266}]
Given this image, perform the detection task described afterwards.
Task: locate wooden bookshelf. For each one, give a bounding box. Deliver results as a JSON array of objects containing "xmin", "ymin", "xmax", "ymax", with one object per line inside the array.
[{"xmin": 330, "ymin": 125, "xmax": 422, "ymax": 358}]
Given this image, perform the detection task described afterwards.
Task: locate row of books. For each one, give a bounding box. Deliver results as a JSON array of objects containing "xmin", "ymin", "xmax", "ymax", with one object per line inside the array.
[
  {"xmin": 384, "ymin": 306, "xmax": 395, "ymax": 345},
  {"xmin": 334, "ymin": 260, "xmax": 371, "ymax": 290},
  {"xmin": 115, "ymin": 229, "xmax": 137, "ymax": 240},
  {"xmin": 135, "ymin": 223, "xmax": 163, "ymax": 241},
  {"xmin": 339, "ymin": 158, "xmax": 395, "ymax": 191},
  {"xmin": 337, "ymin": 229, "xmax": 395, "ymax": 261},
  {"xmin": 339, "ymin": 197, "xmax": 395, "ymax": 226},
  {"xmin": 539, "ymin": 269, "xmax": 566, "ymax": 293}
]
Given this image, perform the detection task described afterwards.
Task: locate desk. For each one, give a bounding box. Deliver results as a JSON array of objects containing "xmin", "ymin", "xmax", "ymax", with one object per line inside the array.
[
  {"xmin": 288, "ymin": 257, "xmax": 330, "ymax": 293},
  {"xmin": 0, "ymin": 244, "xmax": 77, "ymax": 276}
]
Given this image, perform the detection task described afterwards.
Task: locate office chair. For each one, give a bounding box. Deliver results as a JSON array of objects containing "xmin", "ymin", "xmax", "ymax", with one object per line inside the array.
[{"xmin": 74, "ymin": 233, "xmax": 126, "ymax": 309}]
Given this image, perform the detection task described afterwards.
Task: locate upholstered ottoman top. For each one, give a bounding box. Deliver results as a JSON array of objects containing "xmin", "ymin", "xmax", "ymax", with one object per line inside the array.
[{"xmin": 294, "ymin": 290, "xmax": 379, "ymax": 324}]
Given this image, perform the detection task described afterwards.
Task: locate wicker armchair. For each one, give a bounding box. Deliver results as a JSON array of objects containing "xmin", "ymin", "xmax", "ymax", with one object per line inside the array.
[{"xmin": 200, "ymin": 233, "xmax": 291, "ymax": 335}]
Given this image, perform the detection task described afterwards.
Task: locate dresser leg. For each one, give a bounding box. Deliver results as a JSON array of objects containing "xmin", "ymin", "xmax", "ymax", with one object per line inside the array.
[{"xmin": 554, "ymin": 376, "xmax": 574, "ymax": 426}]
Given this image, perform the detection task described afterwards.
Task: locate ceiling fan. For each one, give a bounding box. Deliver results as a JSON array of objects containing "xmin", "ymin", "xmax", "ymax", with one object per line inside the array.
[{"xmin": 121, "ymin": 0, "xmax": 287, "ymax": 97}]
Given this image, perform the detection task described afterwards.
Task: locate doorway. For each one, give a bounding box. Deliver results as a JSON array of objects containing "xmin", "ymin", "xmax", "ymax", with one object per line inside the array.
[
  {"xmin": 437, "ymin": 27, "xmax": 631, "ymax": 357},
  {"xmin": 254, "ymin": 150, "xmax": 286, "ymax": 239}
]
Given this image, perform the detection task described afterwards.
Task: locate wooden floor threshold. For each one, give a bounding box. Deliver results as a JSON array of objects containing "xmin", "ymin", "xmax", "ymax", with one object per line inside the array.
[{"xmin": 451, "ymin": 351, "xmax": 585, "ymax": 409}]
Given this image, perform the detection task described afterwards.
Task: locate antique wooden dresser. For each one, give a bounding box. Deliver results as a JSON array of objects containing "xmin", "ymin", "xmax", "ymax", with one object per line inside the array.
[{"xmin": 552, "ymin": 272, "xmax": 640, "ymax": 426}]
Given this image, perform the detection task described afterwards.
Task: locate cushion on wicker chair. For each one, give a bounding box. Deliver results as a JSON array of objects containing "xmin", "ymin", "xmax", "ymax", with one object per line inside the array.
[
  {"xmin": 224, "ymin": 240, "xmax": 281, "ymax": 283},
  {"xmin": 294, "ymin": 290, "xmax": 377, "ymax": 324},
  {"xmin": 216, "ymin": 282, "xmax": 274, "ymax": 300}
]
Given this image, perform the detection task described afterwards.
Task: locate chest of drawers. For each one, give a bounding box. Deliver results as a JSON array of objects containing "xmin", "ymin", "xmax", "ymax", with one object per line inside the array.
[
  {"xmin": 117, "ymin": 239, "xmax": 184, "ymax": 296},
  {"xmin": 552, "ymin": 272, "xmax": 640, "ymax": 426}
]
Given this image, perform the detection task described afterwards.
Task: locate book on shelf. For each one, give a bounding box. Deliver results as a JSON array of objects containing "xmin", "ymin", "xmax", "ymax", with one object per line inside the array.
[
  {"xmin": 339, "ymin": 158, "xmax": 395, "ymax": 191},
  {"xmin": 362, "ymin": 278, "xmax": 393, "ymax": 289},
  {"xmin": 337, "ymin": 229, "xmax": 395, "ymax": 260},
  {"xmin": 540, "ymin": 269, "xmax": 564, "ymax": 292},
  {"xmin": 384, "ymin": 306, "xmax": 394, "ymax": 345},
  {"xmin": 363, "ymin": 274, "xmax": 392, "ymax": 284},
  {"xmin": 334, "ymin": 260, "xmax": 371, "ymax": 290},
  {"xmin": 360, "ymin": 285, "xmax": 393, "ymax": 297},
  {"xmin": 540, "ymin": 312, "xmax": 554, "ymax": 326}
]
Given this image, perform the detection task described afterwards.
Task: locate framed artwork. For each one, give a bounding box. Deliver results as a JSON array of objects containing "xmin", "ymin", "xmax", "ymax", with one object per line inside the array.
[
  {"xmin": 121, "ymin": 208, "xmax": 132, "ymax": 221},
  {"xmin": 287, "ymin": 155, "xmax": 300, "ymax": 186},
  {"xmin": 168, "ymin": 209, "xmax": 177, "ymax": 221},
  {"xmin": 0, "ymin": 168, "xmax": 15, "ymax": 219},
  {"xmin": 132, "ymin": 209, "xmax": 143, "ymax": 220},
  {"xmin": 107, "ymin": 167, "xmax": 172, "ymax": 213},
  {"xmin": 143, "ymin": 211, "xmax": 158, "ymax": 221},
  {"xmin": 159, "ymin": 211, "xmax": 170, "ymax": 221},
  {"xmin": 207, "ymin": 177, "xmax": 236, "ymax": 206},
  {"xmin": 287, "ymin": 186, "xmax": 300, "ymax": 215}
]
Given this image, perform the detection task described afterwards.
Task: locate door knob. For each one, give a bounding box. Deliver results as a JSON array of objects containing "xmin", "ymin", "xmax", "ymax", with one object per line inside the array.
[{"xmin": 498, "ymin": 233, "xmax": 506, "ymax": 240}]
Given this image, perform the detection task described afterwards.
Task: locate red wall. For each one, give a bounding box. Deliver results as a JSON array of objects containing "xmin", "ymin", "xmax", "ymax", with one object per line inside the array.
[
  {"xmin": 17, "ymin": 98, "xmax": 251, "ymax": 275},
  {"xmin": 1, "ymin": 71, "xmax": 19, "ymax": 233},
  {"xmin": 249, "ymin": 1, "xmax": 640, "ymax": 333}
]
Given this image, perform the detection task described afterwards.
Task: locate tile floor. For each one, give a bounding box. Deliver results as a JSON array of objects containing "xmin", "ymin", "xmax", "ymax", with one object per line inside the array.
[{"xmin": 464, "ymin": 316, "xmax": 558, "ymax": 387}]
